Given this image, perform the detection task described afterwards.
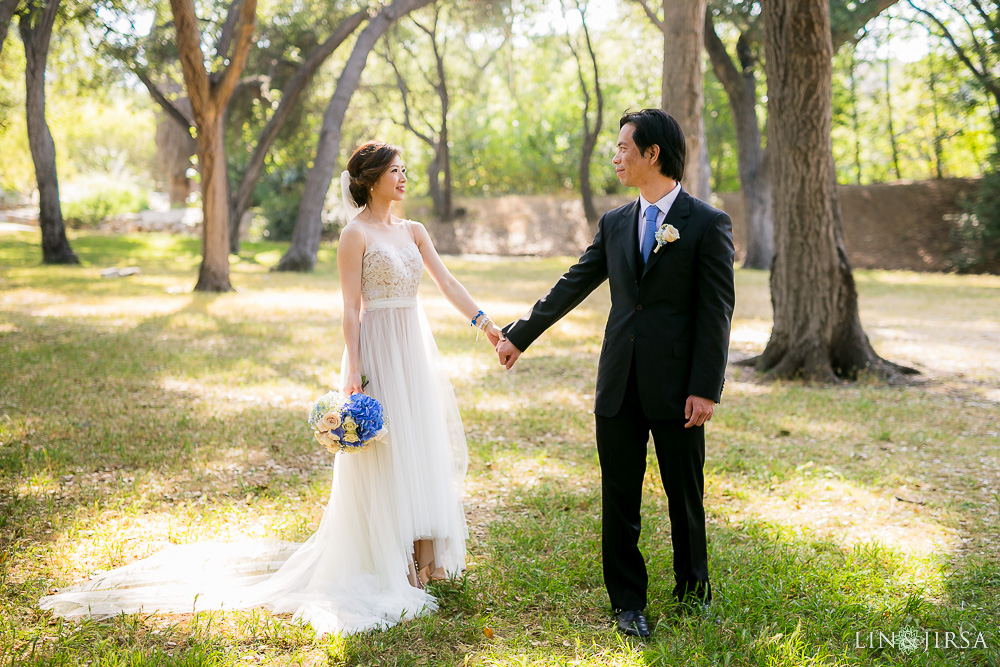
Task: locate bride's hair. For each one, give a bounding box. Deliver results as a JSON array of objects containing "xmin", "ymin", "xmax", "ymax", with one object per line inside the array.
[{"xmin": 346, "ymin": 141, "xmax": 402, "ymax": 208}]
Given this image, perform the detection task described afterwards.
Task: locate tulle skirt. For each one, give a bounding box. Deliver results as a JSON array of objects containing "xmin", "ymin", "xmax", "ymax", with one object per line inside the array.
[{"xmin": 40, "ymin": 299, "xmax": 468, "ymax": 636}]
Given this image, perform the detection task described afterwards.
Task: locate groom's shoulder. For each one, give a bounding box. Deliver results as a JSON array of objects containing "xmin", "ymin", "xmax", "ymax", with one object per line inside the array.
[
  {"xmin": 603, "ymin": 199, "xmax": 638, "ymax": 221},
  {"xmin": 685, "ymin": 192, "xmax": 728, "ymax": 220}
]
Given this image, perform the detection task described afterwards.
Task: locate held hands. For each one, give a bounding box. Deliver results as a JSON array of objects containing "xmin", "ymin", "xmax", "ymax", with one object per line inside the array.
[
  {"xmin": 495, "ymin": 337, "xmax": 521, "ymax": 370},
  {"xmin": 483, "ymin": 321, "xmax": 503, "ymax": 347}
]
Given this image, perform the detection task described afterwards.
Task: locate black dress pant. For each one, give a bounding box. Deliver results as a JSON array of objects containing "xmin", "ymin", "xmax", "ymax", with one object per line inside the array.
[{"xmin": 594, "ymin": 360, "xmax": 712, "ymax": 612}]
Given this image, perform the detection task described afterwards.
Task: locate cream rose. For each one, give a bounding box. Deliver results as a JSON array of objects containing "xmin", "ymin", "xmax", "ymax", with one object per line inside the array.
[
  {"xmin": 315, "ymin": 430, "xmax": 341, "ymax": 450},
  {"xmin": 343, "ymin": 416, "xmax": 357, "ymax": 432},
  {"xmin": 662, "ymin": 224, "xmax": 680, "ymax": 243},
  {"xmin": 343, "ymin": 431, "xmax": 360, "ymax": 443},
  {"xmin": 315, "ymin": 410, "xmax": 341, "ymax": 432}
]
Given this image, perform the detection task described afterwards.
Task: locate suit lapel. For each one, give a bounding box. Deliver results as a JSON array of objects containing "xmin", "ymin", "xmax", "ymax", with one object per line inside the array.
[
  {"xmin": 621, "ymin": 199, "xmax": 640, "ymax": 280},
  {"xmin": 641, "ymin": 189, "xmax": 692, "ymax": 279}
]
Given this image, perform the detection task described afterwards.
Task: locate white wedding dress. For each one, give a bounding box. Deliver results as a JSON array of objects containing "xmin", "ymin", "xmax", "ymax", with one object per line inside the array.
[{"xmin": 40, "ymin": 223, "xmax": 469, "ymax": 636}]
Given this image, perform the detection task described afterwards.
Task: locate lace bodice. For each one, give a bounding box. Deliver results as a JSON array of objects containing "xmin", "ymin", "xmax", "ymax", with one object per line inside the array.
[{"xmin": 361, "ymin": 241, "xmax": 424, "ymax": 303}]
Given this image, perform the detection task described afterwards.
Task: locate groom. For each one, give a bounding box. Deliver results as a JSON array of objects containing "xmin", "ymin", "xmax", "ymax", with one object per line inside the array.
[{"xmin": 496, "ymin": 109, "xmax": 735, "ymax": 638}]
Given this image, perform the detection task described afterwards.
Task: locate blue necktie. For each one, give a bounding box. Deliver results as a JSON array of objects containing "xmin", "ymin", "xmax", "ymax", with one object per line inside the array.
[{"xmin": 640, "ymin": 205, "xmax": 659, "ymax": 263}]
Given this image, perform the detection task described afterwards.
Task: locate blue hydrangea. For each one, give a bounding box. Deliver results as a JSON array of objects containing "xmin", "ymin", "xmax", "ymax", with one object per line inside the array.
[{"xmin": 345, "ymin": 393, "xmax": 384, "ymax": 442}]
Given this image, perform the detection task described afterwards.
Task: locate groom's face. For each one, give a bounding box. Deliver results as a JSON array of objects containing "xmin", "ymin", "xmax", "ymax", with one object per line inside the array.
[{"xmin": 614, "ymin": 123, "xmax": 657, "ymax": 188}]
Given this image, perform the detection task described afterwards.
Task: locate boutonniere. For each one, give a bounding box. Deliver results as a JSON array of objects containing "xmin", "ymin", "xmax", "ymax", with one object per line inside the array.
[{"xmin": 653, "ymin": 224, "xmax": 680, "ymax": 253}]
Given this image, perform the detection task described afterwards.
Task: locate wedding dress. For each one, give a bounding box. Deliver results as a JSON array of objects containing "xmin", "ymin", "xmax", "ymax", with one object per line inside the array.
[{"xmin": 40, "ymin": 222, "xmax": 469, "ymax": 636}]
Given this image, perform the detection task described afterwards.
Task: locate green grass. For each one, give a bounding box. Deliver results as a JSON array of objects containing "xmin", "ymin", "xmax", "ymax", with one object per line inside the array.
[{"xmin": 2, "ymin": 230, "xmax": 999, "ymax": 666}]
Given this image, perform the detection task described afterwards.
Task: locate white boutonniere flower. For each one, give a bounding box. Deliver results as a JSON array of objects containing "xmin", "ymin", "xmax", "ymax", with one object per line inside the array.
[{"xmin": 653, "ymin": 223, "xmax": 680, "ymax": 253}]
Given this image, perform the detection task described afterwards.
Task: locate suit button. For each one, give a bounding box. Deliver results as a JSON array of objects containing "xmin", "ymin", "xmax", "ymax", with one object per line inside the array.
[
  {"xmin": 629, "ymin": 335, "xmax": 635, "ymax": 342},
  {"xmin": 636, "ymin": 304, "xmax": 643, "ymax": 311}
]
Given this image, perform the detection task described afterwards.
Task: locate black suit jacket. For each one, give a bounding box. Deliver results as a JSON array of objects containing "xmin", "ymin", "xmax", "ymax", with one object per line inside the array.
[{"xmin": 504, "ymin": 189, "xmax": 736, "ymax": 420}]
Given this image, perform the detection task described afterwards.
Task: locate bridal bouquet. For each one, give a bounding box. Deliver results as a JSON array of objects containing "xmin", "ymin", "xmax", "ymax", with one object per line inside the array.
[{"xmin": 308, "ymin": 390, "xmax": 386, "ymax": 454}]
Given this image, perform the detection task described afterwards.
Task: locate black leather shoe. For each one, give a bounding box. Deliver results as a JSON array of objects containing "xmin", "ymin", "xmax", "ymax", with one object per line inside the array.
[{"xmin": 615, "ymin": 609, "xmax": 651, "ymax": 639}]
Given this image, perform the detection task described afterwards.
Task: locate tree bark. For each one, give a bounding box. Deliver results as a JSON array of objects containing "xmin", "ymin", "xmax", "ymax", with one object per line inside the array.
[
  {"xmin": 19, "ymin": 0, "xmax": 78, "ymax": 265},
  {"xmin": 567, "ymin": 0, "xmax": 603, "ymax": 225},
  {"xmin": 169, "ymin": 0, "xmax": 256, "ymax": 291},
  {"xmin": 1, "ymin": 0, "xmax": 20, "ymax": 56},
  {"xmin": 705, "ymin": 15, "xmax": 772, "ymax": 269},
  {"xmin": 757, "ymin": 0, "xmax": 910, "ymax": 381},
  {"xmin": 634, "ymin": 0, "xmax": 709, "ymax": 200},
  {"xmin": 227, "ymin": 9, "xmax": 366, "ymax": 251},
  {"xmin": 274, "ymin": 0, "xmax": 433, "ymax": 272}
]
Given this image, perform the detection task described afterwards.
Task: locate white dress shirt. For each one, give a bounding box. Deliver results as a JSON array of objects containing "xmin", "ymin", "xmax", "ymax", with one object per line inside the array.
[{"xmin": 638, "ymin": 181, "xmax": 682, "ymax": 240}]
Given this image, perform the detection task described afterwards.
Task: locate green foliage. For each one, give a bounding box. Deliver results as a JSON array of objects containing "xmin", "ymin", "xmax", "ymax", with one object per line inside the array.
[
  {"xmin": 62, "ymin": 183, "xmax": 150, "ymax": 228},
  {"xmin": 252, "ymin": 164, "xmax": 308, "ymax": 241},
  {"xmin": 952, "ymin": 156, "xmax": 1000, "ymax": 272}
]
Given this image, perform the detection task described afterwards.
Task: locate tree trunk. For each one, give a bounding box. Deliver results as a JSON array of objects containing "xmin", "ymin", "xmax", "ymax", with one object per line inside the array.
[
  {"xmin": 227, "ymin": 10, "xmax": 365, "ymax": 250},
  {"xmin": 169, "ymin": 0, "xmax": 256, "ymax": 291},
  {"xmin": 849, "ymin": 48, "xmax": 863, "ymax": 184},
  {"xmin": 659, "ymin": 0, "xmax": 709, "ymax": 200},
  {"xmin": 884, "ymin": 44, "xmax": 901, "ymax": 180},
  {"xmin": 704, "ymin": 18, "xmax": 772, "ymax": 269},
  {"xmin": 757, "ymin": 0, "xmax": 909, "ymax": 381},
  {"xmin": 194, "ymin": 114, "xmax": 232, "ymax": 291},
  {"xmin": 19, "ymin": 0, "xmax": 78, "ymax": 265},
  {"xmin": 568, "ymin": 0, "xmax": 602, "ymax": 225},
  {"xmin": 275, "ymin": 0, "xmax": 432, "ymax": 272},
  {"xmin": 1, "ymin": 0, "xmax": 20, "ymax": 55}
]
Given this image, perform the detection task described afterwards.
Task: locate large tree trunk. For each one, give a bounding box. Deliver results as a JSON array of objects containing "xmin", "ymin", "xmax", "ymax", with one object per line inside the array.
[
  {"xmin": 757, "ymin": 0, "xmax": 909, "ymax": 381},
  {"xmin": 274, "ymin": 0, "xmax": 432, "ymax": 272},
  {"xmin": 705, "ymin": 17, "xmax": 773, "ymax": 270},
  {"xmin": 227, "ymin": 10, "xmax": 366, "ymax": 251},
  {"xmin": 659, "ymin": 0, "xmax": 709, "ymax": 200},
  {"xmin": 169, "ymin": 0, "xmax": 256, "ymax": 291},
  {"xmin": 194, "ymin": 115, "xmax": 232, "ymax": 291},
  {"xmin": 19, "ymin": 0, "xmax": 78, "ymax": 265}
]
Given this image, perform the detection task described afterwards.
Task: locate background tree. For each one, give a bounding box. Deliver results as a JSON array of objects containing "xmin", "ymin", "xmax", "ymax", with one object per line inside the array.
[
  {"xmin": 705, "ymin": 0, "xmax": 899, "ymax": 270},
  {"xmin": 755, "ymin": 0, "xmax": 913, "ymax": 380},
  {"xmin": 564, "ymin": 0, "xmax": 603, "ymax": 225},
  {"xmin": 169, "ymin": 0, "xmax": 256, "ymax": 291},
  {"xmin": 274, "ymin": 0, "xmax": 433, "ymax": 273},
  {"xmin": 383, "ymin": 2, "xmax": 455, "ymax": 221},
  {"xmin": 632, "ymin": 0, "xmax": 711, "ymax": 201},
  {"xmin": 18, "ymin": 0, "xmax": 77, "ymax": 264}
]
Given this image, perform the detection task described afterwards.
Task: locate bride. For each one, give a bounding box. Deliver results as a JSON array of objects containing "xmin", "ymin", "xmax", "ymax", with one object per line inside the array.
[{"xmin": 40, "ymin": 140, "xmax": 502, "ymax": 636}]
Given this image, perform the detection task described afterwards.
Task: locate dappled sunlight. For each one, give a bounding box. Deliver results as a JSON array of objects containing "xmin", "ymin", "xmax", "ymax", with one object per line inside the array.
[{"xmin": 711, "ymin": 471, "xmax": 955, "ymax": 592}]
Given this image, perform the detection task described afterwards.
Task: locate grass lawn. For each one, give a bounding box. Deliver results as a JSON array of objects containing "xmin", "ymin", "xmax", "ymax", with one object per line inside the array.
[{"xmin": 1, "ymin": 230, "xmax": 999, "ymax": 666}]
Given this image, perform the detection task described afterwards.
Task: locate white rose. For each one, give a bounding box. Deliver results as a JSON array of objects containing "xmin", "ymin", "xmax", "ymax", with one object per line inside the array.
[{"xmin": 662, "ymin": 224, "xmax": 680, "ymax": 243}]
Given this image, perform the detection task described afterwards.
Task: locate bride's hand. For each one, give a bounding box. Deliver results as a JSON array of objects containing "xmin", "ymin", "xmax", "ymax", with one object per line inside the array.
[
  {"xmin": 343, "ymin": 370, "xmax": 363, "ymax": 395},
  {"xmin": 484, "ymin": 322, "xmax": 503, "ymax": 347}
]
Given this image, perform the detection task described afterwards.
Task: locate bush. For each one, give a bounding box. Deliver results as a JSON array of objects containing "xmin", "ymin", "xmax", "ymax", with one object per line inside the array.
[
  {"xmin": 952, "ymin": 158, "xmax": 1000, "ymax": 273},
  {"xmin": 63, "ymin": 185, "xmax": 150, "ymax": 228}
]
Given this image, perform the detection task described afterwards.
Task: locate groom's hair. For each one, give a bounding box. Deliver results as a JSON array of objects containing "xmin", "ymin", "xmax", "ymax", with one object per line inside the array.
[{"xmin": 619, "ymin": 109, "xmax": 685, "ymax": 182}]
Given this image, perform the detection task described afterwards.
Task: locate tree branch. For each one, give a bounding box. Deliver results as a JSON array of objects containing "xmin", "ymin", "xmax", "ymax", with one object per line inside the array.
[
  {"xmin": 211, "ymin": 0, "xmax": 257, "ymax": 106},
  {"xmin": 831, "ymin": 0, "xmax": 899, "ymax": 49},
  {"xmin": 631, "ymin": 0, "xmax": 663, "ymax": 30},
  {"xmin": 134, "ymin": 67, "xmax": 193, "ymax": 130},
  {"xmin": 169, "ymin": 0, "xmax": 211, "ymax": 118},
  {"xmin": 216, "ymin": 0, "xmax": 241, "ymax": 61},
  {"xmin": 704, "ymin": 12, "xmax": 743, "ymax": 96},
  {"xmin": 907, "ymin": 0, "xmax": 992, "ymax": 90},
  {"xmin": 384, "ymin": 42, "xmax": 436, "ymax": 147},
  {"xmin": 576, "ymin": 0, "xmax": 602, "ymax": 140}
]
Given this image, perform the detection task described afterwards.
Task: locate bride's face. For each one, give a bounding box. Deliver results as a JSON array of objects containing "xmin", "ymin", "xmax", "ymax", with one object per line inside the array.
[{"xmin": 372, "ymin": 155, "xmax": 407, "ymax": 204}]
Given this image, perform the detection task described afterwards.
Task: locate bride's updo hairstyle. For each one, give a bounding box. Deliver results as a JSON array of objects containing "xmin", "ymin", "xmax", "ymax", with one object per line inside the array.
[{"xmin": 346, "ymin": 141, "xmax": 402, "ymax": 208}]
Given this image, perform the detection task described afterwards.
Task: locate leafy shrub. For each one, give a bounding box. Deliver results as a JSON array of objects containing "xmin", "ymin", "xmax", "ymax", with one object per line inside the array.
[
  {"xmin": 63, "ymin": 185, "xmax": 150, "ymax": 228},
  {"xmin": 951, "ymin": 158, "xmax": 1000, "ymax": 273}
]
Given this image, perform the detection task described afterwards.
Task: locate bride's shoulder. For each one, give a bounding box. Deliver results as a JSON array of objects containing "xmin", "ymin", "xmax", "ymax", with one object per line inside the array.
[{"xmin": 339, "ymin": 221, "xmax": 367, "ymax": 246}]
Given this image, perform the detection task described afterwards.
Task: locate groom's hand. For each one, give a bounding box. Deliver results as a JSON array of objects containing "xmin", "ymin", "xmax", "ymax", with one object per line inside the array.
[
  {"xmin": 496, "ymin": 338, "xmax": 521, "ymax": 370},
  {"xmin": 684, "ymin": 395, "xmax": 715, "ymax": 428}
]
